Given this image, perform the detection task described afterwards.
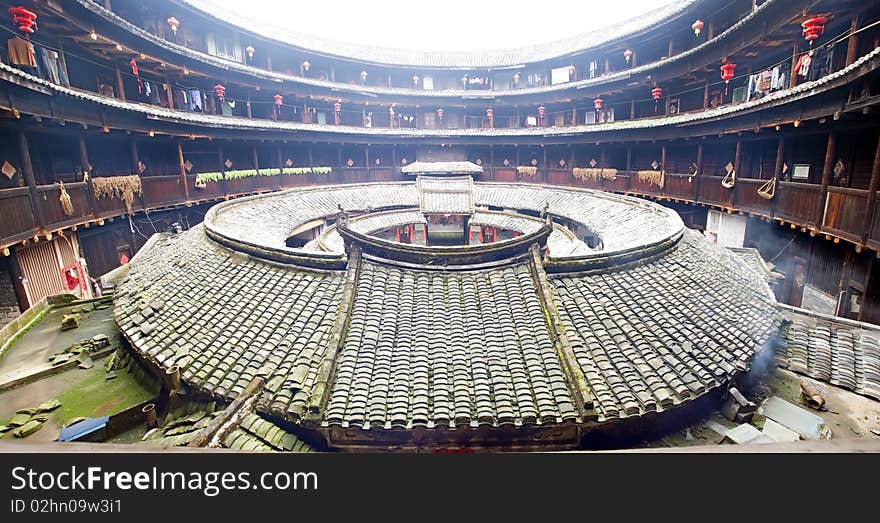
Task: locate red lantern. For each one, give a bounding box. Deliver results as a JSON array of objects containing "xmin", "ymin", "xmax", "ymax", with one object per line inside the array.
[
  {"xmin": 594, "ymin": 98, "xmax": 603, "ymax": 111},
  {"xmin": 213, "ymin": 84, "xmax": 225, "ymax": 101},
  {"xmin": 720, "ymin": 62, "xmax": 736, "ymax": 83},
  {"xmin": 692, "ymin": 19, "xmax": 704, "ymax": 36},
  {"xmin": 652, "ymin": 87, "xmax": 663, "ymax": 100},
  {"xmin": 568, "ymin": 64, "xmax": 575, "ymax": 77},
  {"xmin": 437, "ymin": 108, "xmax": 444, "ymax": 119},
  {"xmin": 8, "ymin": 6, "xmax": 37, "ymax": 34},
  {"xmin": 486, "ymin": 108, "xmax": 493, "ymax": 118},
  {"xmin": 802, "ymin": 16, "xmax": 827, "ymax": 44},
  {"xmin": 537, "ymin": 106, "xmax": 545, "ymax": 117},
  {"xmin": 166, "ymin": 16, "xmax": 179, "ymax": 34},
  {"xmin": 274, "ymin": 94, "xmax": 283, "ymax": 106},
  {"xmin": 245, "ymin": 45, "xmax": 255, "ymax": 59},
  {"xmin": 624, "ymin": 48, "xmax": 633, "ymax": 63},
  {"xmin": 334, "ymin": 101, "xmax": 341, "ymax": 113}
]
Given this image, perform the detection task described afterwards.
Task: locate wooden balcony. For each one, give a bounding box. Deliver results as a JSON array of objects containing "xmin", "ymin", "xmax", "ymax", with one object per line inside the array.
[{"xmin": 1, "ymin": 168, "xmax": 876, "ymax": 254}]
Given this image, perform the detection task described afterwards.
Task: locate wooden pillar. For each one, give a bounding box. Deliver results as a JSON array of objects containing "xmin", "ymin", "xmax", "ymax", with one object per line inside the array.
[
  {"xmin": 308, "ymin": 143, "xmax": 313, "ymax": 167},
  {"xmin": 846, "ymin": 14, "xmax": 860, "ymax": 67},
  {"xmin": 667, "ymin": 37, "xmax": 674, "ymax": 58},
  {"xmin": 16, "ymin": 131, "xmax": 46, "ymax": 228},
  {"xmin": 246, "ymin": 93, "xmax": 253, "ymax": 119},
  {"xmin": 542, "ymin": 147, "xmax": 548, "ymax": 183},
  {"xmin": 789, "ymin": 42, "xmax": 800, "ymax": 89},
  {"xmin": 818, "ymin": 132, "xmax": 837, "ymax": 227},
  {"xmin": 114, "ymin": 64, "xmax": 126, "ymax": 101},
  {"xmin": 129, "ymin": 138, "xmax": 139, "ymax": 174},
  {"xmin": 392, "ymin": 144, "xmax": 397, "ymax": 178},
  {"xmin": 860, "ymin": 132, "xmax": 880, "ymax": 244},
  {"xmin": 630, "ymin": 101, "xmax": 636, "ymax": 120},
  {"xmin": 78, "ymin": 134, "xmax": 91, "ymax": 174},
  {"xmin": 165, "ymin": 81, "xmax": 174, "ymax": 109},
  {"xmin": 217, "ymin": 147, "xmax": 228, "ymax": 197},
  {"xmin": 733, "ymin": 140, "xmax": 742, "ymax": 177},
  {"xmin": 625, "ymin": 146, "xmax": 632, "ymax": 171},
  {"xmin": 771, "ymin": 136, "xmax": 785, "ymax": 214},
  {"xmin": 266, "ymin": 54, "xmax": 273, "ymax": 72},
  {"xmin": 694, "ymin": 142, "xmax": 704, "ymax": 200},
  {"xmin": 660, "ymin": 144, "xmax": 667, "ymax": 172},
  {"xmin": 337, "ymin": 144, "xmax": 342, "ymax": 168},
  {"xmin": 732, "ymin": 140, "xmax": 742, "ymax": 208},
  {"xmin": 276, "ymin": 144, "xmax": 284, "ymax": 175},
  {"xmin": 707, "ymin": 21, "xmax": 715, "ymax": 40},
  {"xmin": 103, "ymin": 0, "xmax": 111, "ymax": 11},
  {"xmin": 488, "ymin": 145, "xmax": 494, "ymax": 181},
  {"xmin": 252, "ymin": 144, "xmax": 259, "ymax": 172},
  {"xmin": 702, "ymin": 83, "xmax": 710, "ymax": 110},
  {"xmin": 177, "ymin": 142, "xmax": 189, "ymax": 201},
  {"xmin": 365, "ymin": 145, "xmax": 370, "ymax": 180}
]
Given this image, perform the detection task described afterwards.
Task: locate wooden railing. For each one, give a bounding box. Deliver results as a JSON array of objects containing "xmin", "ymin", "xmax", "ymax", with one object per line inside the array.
[
  {"xmin": 1, "ymin": 167, "xmax": 876, "ymax": 251},
  {"xmin": 823, "ymin": 187, "xmax": 869, "ymax": 243},
  {"xmin": 776, "ymin": 182, "xmax": 823, "ymax": 225}
]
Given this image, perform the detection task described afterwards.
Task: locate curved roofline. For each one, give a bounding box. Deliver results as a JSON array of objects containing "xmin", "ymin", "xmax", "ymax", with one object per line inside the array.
[
  {"xmin": 177, "ymin": 0, "xmax": 702, "ymax": 69},
  {"xmin": 70, "ymin": 0, "xmax": 790, "ymax": 102}
]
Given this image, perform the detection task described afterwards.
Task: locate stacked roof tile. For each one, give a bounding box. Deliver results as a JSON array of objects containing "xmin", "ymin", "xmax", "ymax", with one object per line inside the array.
[
  {"xmin": 552, "ymin": 231, "xmax": 781, "ymax": 420},
  {"xmin": 114, "ymin": 227, "xmax": 344, "ymax": 416},
  {"xmin": 777, "ymin": 307, "xmax": 880, "ymax": 400},
  {"xmin": 324, "ymin": 261, "xmax": 578, "ymax": 428}
]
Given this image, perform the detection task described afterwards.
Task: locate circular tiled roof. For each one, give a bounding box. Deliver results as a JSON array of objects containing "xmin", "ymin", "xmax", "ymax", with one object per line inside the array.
[{"xmin": 115, "ymin": 181, "xmax": 779, "ymax": 449}]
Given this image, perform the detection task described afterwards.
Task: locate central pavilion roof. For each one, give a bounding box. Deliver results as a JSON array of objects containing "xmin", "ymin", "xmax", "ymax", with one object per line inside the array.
[
  {"xmin": 401, "ymin": 162, "xmax": 484, "ymax": 176},
  {"xmin": 416, "ymin": 175, "xmax": 475, "ymax": 215}
]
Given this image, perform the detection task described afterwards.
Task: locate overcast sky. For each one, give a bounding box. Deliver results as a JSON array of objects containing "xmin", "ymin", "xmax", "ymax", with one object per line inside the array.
[{"xmin": 191, "ymin": 0, "xmax": 671, "ymax": 51}]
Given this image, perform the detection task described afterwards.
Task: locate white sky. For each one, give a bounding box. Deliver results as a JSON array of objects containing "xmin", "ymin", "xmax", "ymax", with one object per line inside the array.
[{"xmin": 193, "ymin": 0, "xmax": 670, "ymax": 51}]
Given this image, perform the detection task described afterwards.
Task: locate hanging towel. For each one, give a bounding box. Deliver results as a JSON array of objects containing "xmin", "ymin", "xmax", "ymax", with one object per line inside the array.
[{"xmin": 7, "ymin": 37, "xmax": 36, "ymax": 67}]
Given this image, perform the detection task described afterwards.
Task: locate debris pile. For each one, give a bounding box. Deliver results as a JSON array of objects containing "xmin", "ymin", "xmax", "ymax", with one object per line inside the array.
[
  {"xmin": 47, "ymin": 334, "xmax": 112, "ymax": 368},
  {"xmin": 60, "ymin": 313, "xmax": 80, "ymax": 331},
  {"xmin": 0, "ymin": 399, "xmax": 62, "ymax": 439},
  {"xmin": 707, "ymin": 385, "xmax": 833, "ymax": 446}
]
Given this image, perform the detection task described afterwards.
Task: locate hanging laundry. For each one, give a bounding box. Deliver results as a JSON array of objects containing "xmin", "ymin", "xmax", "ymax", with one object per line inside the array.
[
  {"xmin": 796, "ymin": 51, "xmax": 813, "ymax": 77},
  {"xmin": 189, "ymin": 90, "xmax": 203, "ymax": 112},
  {"xmin": 7, "ymin": 37, "xmax": 36, "ymax": 67},
  {"xmin": 130, "ymin": 58, "xmax": 142, "ymax": 94},
  {"xmin": 36, "ymin": 46, "xmax": 57, "ymax": 82},
  {"xmin": 757, "ymin": 70, "xmax": 772, "ymax": 91},
  {"xmin": 221, "ymin": 99, "xmax": 235, "ymax": 116}
]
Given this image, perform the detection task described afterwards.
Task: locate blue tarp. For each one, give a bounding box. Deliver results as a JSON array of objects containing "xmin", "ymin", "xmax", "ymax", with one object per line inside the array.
[{"xmin": 57, "ymin": 416, "xmax": 109, "ymax": 442}]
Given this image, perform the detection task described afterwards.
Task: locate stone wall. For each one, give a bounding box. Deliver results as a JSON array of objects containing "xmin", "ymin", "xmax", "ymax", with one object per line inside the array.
[{"xmin": 0, "ymin": 258, "xmax": 22, "ymax": 330}]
